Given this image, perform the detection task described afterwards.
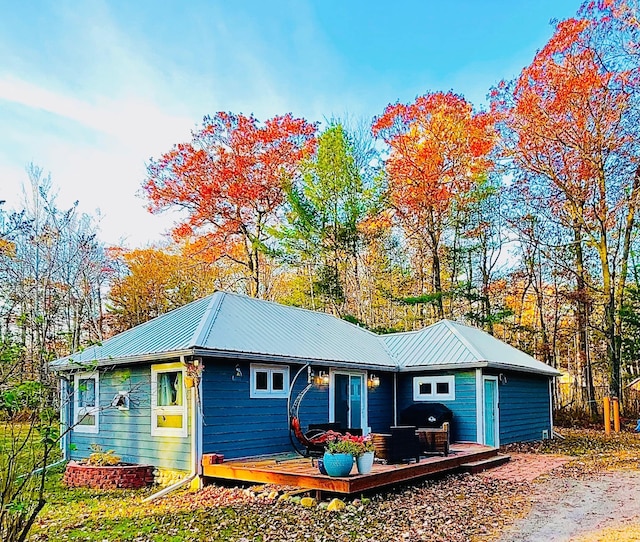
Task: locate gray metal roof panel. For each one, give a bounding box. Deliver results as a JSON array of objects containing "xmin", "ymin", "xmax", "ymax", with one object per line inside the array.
[
  {"xmin": 382, "ymin": 319, "xmax": 560, "ymax": 376},
  {"xmin": 50, "ymin": 295, "xmax": 213, "ymax": 368},
  {"xmin": 199, "ymin": 293, "xmax": 396, "ymax": 367}
]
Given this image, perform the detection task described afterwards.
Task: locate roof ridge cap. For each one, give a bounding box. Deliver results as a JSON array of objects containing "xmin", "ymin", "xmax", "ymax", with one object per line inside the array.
[
  {"xmin": 442, "ymin": 320, "xmax": 486, "ymax": 361},
  {"xmin": 190, "ymin": 292, "xmax": 225, "ymax": 347}
]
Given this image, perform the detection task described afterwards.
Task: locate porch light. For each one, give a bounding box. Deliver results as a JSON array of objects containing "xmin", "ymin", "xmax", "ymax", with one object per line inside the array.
[
  {"xmin": 234, "ymin": 364, "xmax": 243, "ymax": 379},
  {"xmin": 314, "ymin": 371, "xmax": 330, "ymax": 387},
  {"xmin": 368, "ymin": 374, "xmax": 380, "ymax": 389}
]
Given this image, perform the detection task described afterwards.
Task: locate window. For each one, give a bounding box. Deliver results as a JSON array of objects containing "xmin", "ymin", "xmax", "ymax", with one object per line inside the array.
[
  {"xmin": 151, "ymin": 363, "xmax": 187, "ymax": 437},
  {"xmin": 250, "ymin": 364, "xmax": 289, "ymax": 398},
  {"xmin": 413, "ymin": 375, "xmax": 455, "ymax": 401},
  {"xmin": 74, "ymin": 372, "xmax": 99, "ymax": 433}
]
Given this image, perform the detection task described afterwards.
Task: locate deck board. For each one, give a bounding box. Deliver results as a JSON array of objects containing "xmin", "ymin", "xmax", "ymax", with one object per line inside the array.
[{"xmin": 202, "ymin": 443, "xmax": 501, "ymax": 495}]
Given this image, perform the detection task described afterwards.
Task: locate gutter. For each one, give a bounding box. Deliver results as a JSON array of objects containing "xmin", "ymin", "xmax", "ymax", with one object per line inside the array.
[{"xmin": 143, "ymin": 358, "xmax": 201, "ymax": 502}]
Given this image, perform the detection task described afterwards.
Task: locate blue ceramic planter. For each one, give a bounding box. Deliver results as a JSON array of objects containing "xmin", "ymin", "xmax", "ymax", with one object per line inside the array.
[{"xmin": 322, "ymin": 452, "xmax": 353, "ymax": 477}]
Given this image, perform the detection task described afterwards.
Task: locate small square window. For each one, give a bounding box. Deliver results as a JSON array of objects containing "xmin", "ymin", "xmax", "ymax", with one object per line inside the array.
[
  {"xmin": 255, "ymin": 371, "xmax": 269, "ymax": 391},
  {"xmin": 413, "ymin": 376, "xmax": 455, "ymax": 402},
  {"xmin": 419, "ymin": 382, "xmax": 432, "ymax": 395},
  {"xmin": 436, "ymin": 382, "xmax": 449, "ymax": 395},
  {"xmin": 272, "ymin": 372, "xmax": 284, "ymax": 391},
  {"xmin": 250, "ymin": 364, "xmax": 289, "ymax": 398}
]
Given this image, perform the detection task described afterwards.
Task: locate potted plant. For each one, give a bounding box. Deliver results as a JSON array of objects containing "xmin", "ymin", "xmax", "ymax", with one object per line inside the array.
[
  {"xmin": 352, "ymin": 435, "xmax": 376, "ymax": 474},
  {"xmin": 322, "ymin": 433, "xmax": 359, "ymax": 477}
]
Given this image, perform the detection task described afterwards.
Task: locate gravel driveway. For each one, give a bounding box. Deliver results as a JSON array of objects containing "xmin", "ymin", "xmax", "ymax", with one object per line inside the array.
[{"xmin": 494, "ymin": 466, "xmax": 640, "ymax": 541}]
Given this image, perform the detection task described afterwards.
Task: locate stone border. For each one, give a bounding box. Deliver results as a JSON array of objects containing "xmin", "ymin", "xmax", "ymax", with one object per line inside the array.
[{"xmin": 63, "ymin": 461, "xmax": 155, "ymax": 489}]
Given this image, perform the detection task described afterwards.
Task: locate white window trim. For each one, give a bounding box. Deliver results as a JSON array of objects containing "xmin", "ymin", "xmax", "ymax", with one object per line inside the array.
[
  {"xmin": 413, "ymin": 375, "xmax": 455, "ymax": 402},
  {"xmin": 73, "ymin": 371, "xmax": 99, "ymax": 434},
  {"xmin": 151, "ymin": 362, "xmax": 188, "ymax": 438},
  {"xmin": 250, "ymin": 364, "xmax": 289, "ymax": 399}
]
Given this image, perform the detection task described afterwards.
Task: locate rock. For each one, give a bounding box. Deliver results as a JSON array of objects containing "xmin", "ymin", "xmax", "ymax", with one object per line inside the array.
[
  {"xmin": 327, "ymin": 498, "xmax": 346, "ymax": 512},
  {"xmin": 300, "ymin": 496, "xmax": 317, "ymax": 508}
]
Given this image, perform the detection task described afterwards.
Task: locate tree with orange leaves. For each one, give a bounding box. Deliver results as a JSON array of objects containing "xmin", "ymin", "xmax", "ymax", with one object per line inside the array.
[
  {"xmin": 143, "ymin": 112, "xmax": 316, "ymax": 298},
  {"xmin": 493, "ymin": 0, "xmax": 640, "ymax": 399},
  {"xmin": 372, "ymin": 92, "xmax": 497, "ymax": 320}
]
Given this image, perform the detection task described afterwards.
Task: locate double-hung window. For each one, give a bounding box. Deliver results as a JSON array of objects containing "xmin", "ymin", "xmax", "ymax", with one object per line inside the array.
[
  {"xmin": 151, "ymin": 363, "xmax": 187, "ymax": 437},
  {"xmin": 250, "ymin": 364, "xmax": 289, "ymax": 398},
  {"xmin": 413, "ymin": 375, "xmax": 455, "ymax": 402},
  {"xmin": 74, "ymin": 372, "xmax": 99, "ymax": 433}
]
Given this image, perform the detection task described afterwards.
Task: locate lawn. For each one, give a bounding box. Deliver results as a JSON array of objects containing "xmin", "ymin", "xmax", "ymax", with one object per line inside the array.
[{"xmin": 27, "ymin": 428, "xmax": 640, "ymax": 542}]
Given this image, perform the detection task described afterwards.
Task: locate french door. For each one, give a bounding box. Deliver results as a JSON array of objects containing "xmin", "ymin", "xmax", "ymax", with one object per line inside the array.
[{"xmin": 330, "ymin": 371, "xmax": 367, "ymax": 432}]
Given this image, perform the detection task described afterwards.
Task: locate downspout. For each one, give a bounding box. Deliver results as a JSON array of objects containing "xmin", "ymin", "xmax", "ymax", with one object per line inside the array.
[
  {"xmin": 144, "ymin": 359, "xmax": 201, "ymax": 502},
  {"xmin": 60, "ymin": 376, "xmax": 70, "ymax": 460}
]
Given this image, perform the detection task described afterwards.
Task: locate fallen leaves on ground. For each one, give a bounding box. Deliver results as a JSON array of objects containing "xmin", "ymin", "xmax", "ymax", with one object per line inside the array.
[
  {"xmin": 31, "ymin": 473, "xmax": 530, "ymax": 542},
  {"xmin": 503, "ymin": 428, "xmax": 640, "ymax": 478},
  {"xmin": 30, "ymin": 428, "xmax": 640, "ymax": 542}
]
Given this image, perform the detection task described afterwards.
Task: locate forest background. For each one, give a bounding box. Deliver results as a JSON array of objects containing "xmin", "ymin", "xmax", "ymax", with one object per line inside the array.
[{"xmin": 3, "ymin": 0, "xmax": 640, "ymax": 424}]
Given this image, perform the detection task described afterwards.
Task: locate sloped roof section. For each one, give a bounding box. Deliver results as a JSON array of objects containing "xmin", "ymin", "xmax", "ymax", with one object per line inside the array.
[
  {"xmin": 51, "ymin": 292, "xmax": 396, "ymax": 370},
  {"xmin": 196, "ymin": 293, "xmax": 396, "ymax": 367},
  {"xmin": 50, "ymin": 295, "xmax": 215, "ymax": 369},
  {"xmin": 382, "ymin": 319, "xmax": 560, "ymax": 376}
]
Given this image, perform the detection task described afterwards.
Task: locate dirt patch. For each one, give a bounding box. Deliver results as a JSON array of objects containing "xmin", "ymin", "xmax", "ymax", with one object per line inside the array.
[{"xmin": 495, "ymin": 469, "xmax": 640, "ymax": 541}]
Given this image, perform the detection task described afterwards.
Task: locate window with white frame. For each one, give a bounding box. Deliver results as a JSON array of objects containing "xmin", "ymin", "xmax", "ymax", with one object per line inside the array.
[
  {"xmin": 413, "ymin": 375, "xmax": 455, "ymax": 401},
  {"xmin": 250, "ymin": 364, "xmax": 289, "ymax": 398},
  {"xmin": 151, "ymin": 362, "xmax": 187, "ymax": 437},
  {"xmin": 73, "ymin": 372, "xmax": 99, "ymax": 433}
]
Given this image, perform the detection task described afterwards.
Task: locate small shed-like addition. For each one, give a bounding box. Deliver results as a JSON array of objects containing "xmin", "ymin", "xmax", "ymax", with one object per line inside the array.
[
  {"xmin": 50, "ymin": 292, "xmax": 560, "ymax": 478},
  {"xmin": 382, "ymin": 320, "xmax": 560, "ymax": 447}
]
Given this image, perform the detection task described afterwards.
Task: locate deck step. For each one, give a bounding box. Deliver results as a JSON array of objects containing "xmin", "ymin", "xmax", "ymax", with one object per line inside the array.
[{"xmin": 460, "ymin": 454, "xmax": 511, "ymax": 474}]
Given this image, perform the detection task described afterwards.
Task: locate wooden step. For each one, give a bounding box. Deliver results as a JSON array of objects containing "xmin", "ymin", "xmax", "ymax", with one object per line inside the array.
[{"xmin": 460, "ymin": 454, "xmax": 511, "ymax": 474}]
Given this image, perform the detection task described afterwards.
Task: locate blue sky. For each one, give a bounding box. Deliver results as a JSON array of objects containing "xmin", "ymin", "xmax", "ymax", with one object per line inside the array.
[{"xmin": 0, "ymin": 0, "xmax": 582, "ymax": 246}]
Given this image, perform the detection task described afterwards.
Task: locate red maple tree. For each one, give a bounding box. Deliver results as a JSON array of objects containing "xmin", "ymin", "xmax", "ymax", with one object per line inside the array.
[
  {"xmin": 143, "ymin": 112, "xmax": 316, "ymax": 297},
  {"xmin": 372, "ymin": 92, "xmax": 497, "ymax": 318}
]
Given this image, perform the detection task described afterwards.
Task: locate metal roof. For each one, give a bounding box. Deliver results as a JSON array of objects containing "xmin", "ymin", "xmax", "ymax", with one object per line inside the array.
[
  {"xmin": 381, "ymin": 320, "xmax": 561, "ymax": 376},
  {"xmin": 51, "ymin": 293, "xmax": 559, "ymax": 377},
  {"xmin": 50, "ymin": 295, "xmax": 214, "ymax": 369},
  {"xmin": 50, "ymin": 292, "xmax": 396, "ymax": 371}
]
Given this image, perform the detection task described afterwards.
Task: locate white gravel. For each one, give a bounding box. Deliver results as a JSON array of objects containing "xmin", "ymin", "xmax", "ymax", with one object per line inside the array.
[{"xmin": 498, "ymin": 470, "xmax": 640, "ymax": 542}]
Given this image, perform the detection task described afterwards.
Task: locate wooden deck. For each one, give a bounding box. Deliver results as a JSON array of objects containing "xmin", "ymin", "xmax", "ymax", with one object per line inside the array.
[{"xmin": 202, "ymin": 443, "xmax": 501, "ymax": 495}]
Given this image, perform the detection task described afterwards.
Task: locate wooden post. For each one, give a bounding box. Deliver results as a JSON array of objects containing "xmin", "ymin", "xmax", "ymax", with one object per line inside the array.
[
  {"xmin": 603, "ymin": 396, "xmax": 611, "ymax": 436},
  {"xmin": 612, "ymin": 397, "xmax": 621, "ymax": 433}
]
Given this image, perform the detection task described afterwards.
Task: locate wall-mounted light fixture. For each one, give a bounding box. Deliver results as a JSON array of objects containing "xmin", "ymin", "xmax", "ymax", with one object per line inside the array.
[
  {"xmin": 232, "ymin": 364, "xmax": 243, "ymax": 380},
  {"xmin": 314, "ymin": 371, "xmax": 330, "ymax": 387},
  {"xmin": 499, "ymin": 373, "xmax": 508, "ymax": 385},
  {"xmin": 367, "ymin": 374, "xmax": 380, "ymax": 389}
]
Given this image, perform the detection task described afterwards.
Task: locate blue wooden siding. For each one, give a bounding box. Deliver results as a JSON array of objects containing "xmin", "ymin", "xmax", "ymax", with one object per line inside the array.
[
  {"xmin": 367, "ymin": 373, "xmax": 394, "ymax": 433},
  {"xmin": 201, "ymin": 359, "xmax": 299, "ymax": 459},
  {"xmin": 397, "ymin": 371, "xmax": 477, "ymax": 442},
  {"xmin": 494, "ymin": 372, "xmax": 551, "ymax": 444},
  {"xmin": 68, "ymin": 365, "xmax": 191, "ymax": 471},
  {"xmin": 200, "ymin": 359, "xmax": 396, "ymax": 459}
]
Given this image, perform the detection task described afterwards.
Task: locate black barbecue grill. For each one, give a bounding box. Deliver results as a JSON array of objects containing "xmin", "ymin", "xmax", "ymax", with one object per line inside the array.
[{"xmin": 399, "ymin": 403, "xmax": 453, "ymax": 428}]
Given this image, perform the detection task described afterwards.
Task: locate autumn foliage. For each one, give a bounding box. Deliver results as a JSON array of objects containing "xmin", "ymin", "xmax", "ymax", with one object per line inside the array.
[
  {"xmin": 372, "ymin": 92, "xmax": 497, "ymax": 318},
  {"xmin": 143, "ymin": 112, "xmax": 316, "ymax": 297}
]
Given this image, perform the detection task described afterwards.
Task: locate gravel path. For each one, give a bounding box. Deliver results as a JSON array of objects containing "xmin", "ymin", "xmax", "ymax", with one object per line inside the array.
[{"xmin": 497, "ymin": 470, "xmax": 640, "ymax": 542}]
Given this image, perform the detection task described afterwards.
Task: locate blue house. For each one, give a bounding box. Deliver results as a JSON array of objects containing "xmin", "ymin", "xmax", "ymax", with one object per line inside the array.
[{"xmin": 50, "ymin": 292, "xmax": 560, "ymax": 479}]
